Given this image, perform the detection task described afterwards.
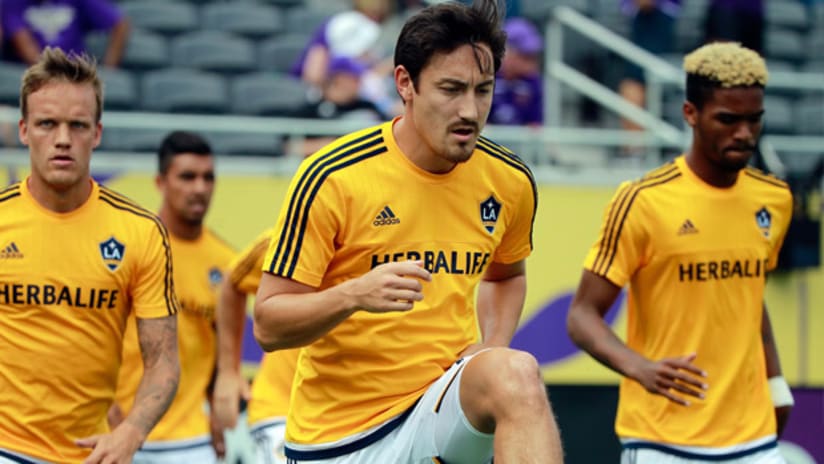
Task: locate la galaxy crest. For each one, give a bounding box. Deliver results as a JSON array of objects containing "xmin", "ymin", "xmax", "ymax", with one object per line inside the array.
[
  {"xmin": 480, "ymin": 195, "xmax": 502, "ymax": 234},
  {"xmin": 755, "ymin": 206, "xmax": 772, "ymax": 238},
  {"xmin": 209, "ymin": 267, "xmax": 223, "ymax": 288},
  {"xmin": 100, "ymin": 237, "xmax": 125, "ymax": 271}
]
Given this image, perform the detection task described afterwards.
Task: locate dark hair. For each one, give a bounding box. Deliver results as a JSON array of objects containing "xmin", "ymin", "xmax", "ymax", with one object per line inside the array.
[
  {"xmin": 157, "ymin": 131, "xmax": 213, "ymax": 174},
  {"xmin": 394, "ymin": 0, "xmax": 506, "ymax": 91},
  {"xmin": 685, "ymin": 73, "xmax": 764, "ymax": 110}
]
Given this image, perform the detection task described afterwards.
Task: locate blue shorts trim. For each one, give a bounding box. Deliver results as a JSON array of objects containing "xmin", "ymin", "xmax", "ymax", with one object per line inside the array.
[
  {"xmin": 284, "ymin": 404, "xmax": 417, "ymax": 460},
  {"xmin": 0, "ymin": 449, "xmax": 37, "ymax": 464},
  {"xmin": 137, "ymin": 437, "xmax": 212, "ymax": 453},
  {"xmin": 623, "ymin": 440, "xmax": 777, "ymax": 461}
]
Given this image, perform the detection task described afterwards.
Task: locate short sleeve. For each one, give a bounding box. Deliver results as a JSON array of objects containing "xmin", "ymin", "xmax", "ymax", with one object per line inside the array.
[
  {"xmin": 766, "ymin": 189, "xmax": 794, "ymax": 271},
  {"xmin": 262, "ymin": 161, "xmax": 340, "ymax": 287},
  {"xmin": 493, "ymin": 171, "xmax": 536, "ymax": 264},
  {"xmin": 229, "ymin": 230, "xmax": 271, "ymax": 295},
  {"xmin": 1, "ymin": 0, "xmax": 27, "ymax": 38},
  {"xmin": 131, "ymin": 220, "xmax": 179, "ymax": 319},
  {"xmin": 583, "ymin": 181, "xmax": 646, "ymax": 287},
  {"xmin": 80, "ymin": 0, "xmax": 123, "ymax": 31}
]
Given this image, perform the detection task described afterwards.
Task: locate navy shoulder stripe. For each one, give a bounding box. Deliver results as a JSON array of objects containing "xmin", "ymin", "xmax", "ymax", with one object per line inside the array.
[
  {"xmin": 744, "ymin": 168, "xmax": 789, "ymax": 189},
  {"xmin": 0, "ymin": 183, "xmax": 21, "ymax": 203},
  {"xmin": 270, "ymin": 129, "xmax": 387, "ymax": 278},
  {"xmin": 477, "ymin": 137, "xmax": 537, "ymax": 250},
  {"xmin": 593, "ymin": 168, "xmax": 681, "ymax": 276},
  {"xmin": 99, "ymin": 189, "xmax": 179, "ymax": 316}
]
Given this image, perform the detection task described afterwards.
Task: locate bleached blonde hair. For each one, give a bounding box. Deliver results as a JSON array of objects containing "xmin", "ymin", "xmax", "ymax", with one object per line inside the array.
[{"xmin": 683, "ymin": 42, "xmax": 768, "ymax": 87}]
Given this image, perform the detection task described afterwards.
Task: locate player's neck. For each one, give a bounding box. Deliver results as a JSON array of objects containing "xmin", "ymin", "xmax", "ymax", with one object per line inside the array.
[
  {"xmin": 393, "ymin": 116, "xmax": 457, "ymax": 174},
  {"xmin": 685, "ymin": 149, "xmax": 739, "ymax": 188},
  {"xmin": 158, "ymin": 208, "xmax": 203, "ymax": 241},
  {"xmin": 27, "ymin": 176, "xmax": 93, "ymax": 213}
]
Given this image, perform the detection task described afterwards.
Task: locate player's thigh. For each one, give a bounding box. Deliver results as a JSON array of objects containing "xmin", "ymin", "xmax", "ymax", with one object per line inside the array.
[{"xmin": 252, "ymin": 421, "xmax": 287, "ymax": 464}]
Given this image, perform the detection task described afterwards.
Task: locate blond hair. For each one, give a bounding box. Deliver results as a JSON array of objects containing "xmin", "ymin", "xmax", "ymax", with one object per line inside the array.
[
  {"xmin": 683, "ymin": 42, "xmax": 768, "ymax": 87},
  {"xmin": 20, "ymin": 47, "xmax": 103, "ymax": 121}
]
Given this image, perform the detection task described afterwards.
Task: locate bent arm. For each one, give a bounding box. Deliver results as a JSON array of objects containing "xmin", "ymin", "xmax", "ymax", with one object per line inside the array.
[
  {"xmin": 10, "ymin": 29, "xmax": 41, "ymax": 64},
  {"xmin": 762, "ymin": 303, "xmax": 791, "ymax": 436},
  {"xmin": 567, "ymin": 269, "xmax": 646, "ymax": 378},
  {"xmin": 103, "ymin": 18, "xmax": 130, "ymax": 67},
  {"xmin": 476, "ymin": 260, "xmax": 526, "ymax": 347},
  {"xmin": 126, "ymin": 316, "xmax": 180, "ymax": 440}
]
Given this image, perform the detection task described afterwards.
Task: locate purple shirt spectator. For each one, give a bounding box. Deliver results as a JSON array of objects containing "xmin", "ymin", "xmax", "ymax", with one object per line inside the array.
[
  {"xmin": 1, "ymin": 0, "xmax": 123, "ymax": 61},
  {"xmin": 620, "ymin": 0, "xmax": 681, "ymax": 17},
  {"xmin": 489, "ymin": 18, "xmax": 543, "ymax": 125},
  {"xmin": 711, "ymin": 0, "xmax": 764, "ymax": 15}
]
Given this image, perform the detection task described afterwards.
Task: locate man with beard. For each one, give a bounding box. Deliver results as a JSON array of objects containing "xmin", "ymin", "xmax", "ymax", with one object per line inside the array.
[
  {"xmin": 112, "ymin": 131, "xmax": 235, "ymax": 463},
  {"xmin": 253, "ymin": 1, "xmax": 562, "ymax": 463},
  {"xmin": 567, "ymin": 42, "xmax": 794, "ymax": 463}
]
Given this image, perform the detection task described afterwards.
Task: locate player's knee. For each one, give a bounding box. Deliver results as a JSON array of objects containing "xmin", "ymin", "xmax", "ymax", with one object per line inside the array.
[{"xmin": 477, "ymin": 348, "xmax": 544, "ymax": 403}]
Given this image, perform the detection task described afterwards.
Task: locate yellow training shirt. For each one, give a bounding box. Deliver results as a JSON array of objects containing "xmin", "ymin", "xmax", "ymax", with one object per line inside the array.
[
  {"xmin": 227, "ymin": 229, "xmax": 297, "ymax": 426},
  {"xmin": 115, "ymin": 228, "xmax": 234, "ymax": 441},
  {"xmin": 0, "ymin": 179, "xmax": 178, "ymax": 463},
  {"xmin": 263, "ymin": 120, "xmax": 536, "ymax": 445},
  {"xmin": 583, "ymin": 156, "xmax": 792, "ymax": 449}
]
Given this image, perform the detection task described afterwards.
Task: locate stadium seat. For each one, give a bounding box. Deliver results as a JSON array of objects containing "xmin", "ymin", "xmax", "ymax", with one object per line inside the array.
[
  {"xmin": 794, "ymin": 97, "xmax": 824, "ymax": 135},
  {"xmin": 765, "ymin": 27, "xmax": 806, "ymax": 65},
  {"xmin": 762, "ymin": 95, "xmax": 795, "ymax": 135},
  {"xmin": 171, "ymin": 31, "xmax": 257, "ymax": 74},
  {"xmin": 0, "ymin": 62, "xmax": 26, "ymax": 106},
  {"xmin": 120, "ymin": 28, "xmax": 170, "ymax": 70},
  {"xmin": 141, "ymin": 68, "xmax": 229, "ymax": 113},
  {"xmin": 119, "ymin": 1, "xmax": 198, "ymax": 36},
  {"xmin": 230, "ymin": 72, "xmax": 310, "ymax": 116},
  {"xmin": 765, "ymin": 0, "xmax": 810, "ymax": 31},
  {"xmin": 257, "ymin": 33, "xmax": 309, "ymax": 73},
  {"xmin": 201, "ymin": 3, "xmax": 284, "ymax": 39},
  {"xmin": 283, "ymin": 6, "xmax": 333, "ymax": 34},
  {"xmin": 99, "ymin": 68, "xmax": 138, "ymax": 111}
]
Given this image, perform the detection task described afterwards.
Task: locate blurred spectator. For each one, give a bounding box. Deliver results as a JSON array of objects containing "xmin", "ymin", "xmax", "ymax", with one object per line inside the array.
[
  {"xmin": 289, "ymin": 56, "xmax": 389, "ymax": 157},
  {"xmin": 0, "ymin": 0, "xmax": 129, "ymax": 67},
  {"xmin": 704, "ymin": 0, "xmax": 764, "ymax": 54},
  {"xmin": 290, "ymin": 9, "xmax": 381, "ymax": 89},
  {"xmin": 618, "ymin": 0, "xmax": 679, "ymax": 153},
  {"xmin": 488, "ymin": 17, "xmax": 543, "ymax": 126}
]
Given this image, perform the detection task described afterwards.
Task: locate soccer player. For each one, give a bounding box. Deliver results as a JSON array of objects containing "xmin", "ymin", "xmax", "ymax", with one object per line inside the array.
[
  {"xmin": 254, "ymin": 2, "xmax": 563, "ymax": 463},
  {"xmin": 0, "ymin": 47, "xmax": 179, "ymax": 463},
  {"xmin": 112, "ymin": 131, "xmax": 235, "ymax": 463},
  {"xmin": 567, "ymin": 42, "xmax": 794, "ymax": 463},
  {"xmin": 213, "ymin": 229, "xmax": 299, "ymax": 464}
]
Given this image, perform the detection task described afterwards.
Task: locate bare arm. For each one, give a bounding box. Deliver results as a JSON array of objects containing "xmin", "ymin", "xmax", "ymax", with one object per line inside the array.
[
  {"xmin": 762, "ymin": 303, "xmax": 791, "ymax": 436},
  {"xmin": 475, "ymin": 260, "xmax": 526, "ymax": 348},
  {"xmin": 10, "ymin": 29, "xmax": 42, "ymax": 64},
  {"xmin": 77, "ymin": 316, "xmax": 179, "ymax": 463},
  {"xmin": 102, "ymin": 18, "xmax": 130, "ymax": 67},
  {"xmin": 567, "ymin": 270, "xmax": 706, "ymax": 405},
  {"xmin": 213, "ymin": 277, "xmax": 251, "ymax": 430},
  {"xmin": 254, "ymin": 261, "xmax": 431, "ymax": 351}
]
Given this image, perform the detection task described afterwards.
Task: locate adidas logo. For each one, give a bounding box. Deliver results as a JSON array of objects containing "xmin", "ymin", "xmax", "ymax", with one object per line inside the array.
[
  {"xmin": 373, "ymin": 206, "xmax": 400, "ymax": 226},
  {"xmin": 677, "ymin": 219, "xmax": 699, "ymax": 235},
  {"xmin": 0, "ymin": 241, "xmax": 23, "ymax": 259}
]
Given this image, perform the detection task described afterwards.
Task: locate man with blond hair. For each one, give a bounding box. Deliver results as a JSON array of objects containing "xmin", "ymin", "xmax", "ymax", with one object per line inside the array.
[
  {"xmin": 568, "ymin": 42, "xmax": 794, "ymax": 463},
  {"xmin": 0, "ymin": 47, "xmax": 179, "ymax": 464}
]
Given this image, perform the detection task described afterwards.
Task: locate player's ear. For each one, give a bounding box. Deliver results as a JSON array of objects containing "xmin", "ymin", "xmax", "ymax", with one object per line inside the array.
[
  {"xmin": 683, "ymin": 101, "xmax": 698, "ymax": 128},
  {"xmin": 395, "ymin": 65, "xmax": 414, "ymax": 103}
]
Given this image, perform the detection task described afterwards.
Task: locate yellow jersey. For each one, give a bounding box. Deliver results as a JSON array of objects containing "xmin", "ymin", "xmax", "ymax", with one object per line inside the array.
[
  {"xmin": 227, "ymin": 229, "xmax": 297, "ymax": 426},
  {"xmin": 115, "ymin": 228, "xmax": 234, "ymax": 441},
  {"xmin": 583, "ymin": 156, "xmax": 792, "ymax": 450},
  {"xmin": 263, "ymin": 120, "xmax": 537, "ymax": 445},
  {"xmin": 0, "ymin": 179, "xmax": 178, "ymax": 463}
]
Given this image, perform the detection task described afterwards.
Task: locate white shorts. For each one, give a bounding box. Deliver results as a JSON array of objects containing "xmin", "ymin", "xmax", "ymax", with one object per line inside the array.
[
  {"xmin": 132, "ymin": 436, "xmax": 217, "ymax": 464},
  {"xmin": 285, "ymin": 355, "xmax": 494, "ymax": 464},
  {"xmin": 621, "ymin": 440, "xmax": 786, "ymax": 464},
  {"xmin": 0, "ymin": 448, "xmax": 48, "ymax": 464},
  {"xmin": 251, "ymin": 419, "xmax": 288, "ymax": 464}
]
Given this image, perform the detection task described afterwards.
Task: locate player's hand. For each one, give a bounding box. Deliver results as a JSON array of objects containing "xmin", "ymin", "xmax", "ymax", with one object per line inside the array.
[
  {"xmin": 209, "ymin": 403, "xmax": 227, "ymax": 459},
  {"xmin": 76, "ymin": 421, "xmax": 145, "ymax": 464},
  {"xmin": 345, "ymin": 261, "xmax": 432, "ymax": 313},
  {"xmin": 775, "ymin": 405, "xmax": 792, "ymax": 437},
  {"xmin": 632, "ymin": 353, "xmax": 708, "ymax": 406},
  {"xmin": 212, "ymin": 370, "xmax": 250, "ymax": 431}
]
